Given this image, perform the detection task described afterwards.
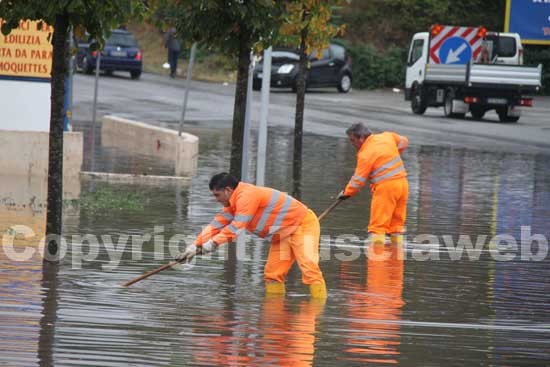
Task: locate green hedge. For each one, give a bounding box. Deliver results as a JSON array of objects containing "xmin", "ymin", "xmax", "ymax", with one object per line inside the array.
[
  {"xmin": 524, "ymin": 45, "xmax": 550, "ymax": 95},
  {"xmin": 348, "ymin": 44, "xmax": 407, "ymax": 90}
]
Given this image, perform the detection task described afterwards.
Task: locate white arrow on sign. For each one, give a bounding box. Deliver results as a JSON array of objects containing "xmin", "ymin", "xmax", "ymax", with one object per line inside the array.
[{"xmin": 446, "ymin": 43, "xmax": 468, "ymax": 64}]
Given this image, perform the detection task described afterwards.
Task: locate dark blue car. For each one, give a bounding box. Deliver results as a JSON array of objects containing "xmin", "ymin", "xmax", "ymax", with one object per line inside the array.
[{"xmin": 76, "ymin": 29, "xmax": 143, "ymax": 79}]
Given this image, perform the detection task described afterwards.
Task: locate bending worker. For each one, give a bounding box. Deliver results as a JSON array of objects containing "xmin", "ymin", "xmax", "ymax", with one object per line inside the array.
[
  {"xmin": 176, "ymin": 172, "xmax": 327, "ymax": 298},
  {"xmin": 338, "ymin": 123, "xmax": 409, "ymax": 246}
]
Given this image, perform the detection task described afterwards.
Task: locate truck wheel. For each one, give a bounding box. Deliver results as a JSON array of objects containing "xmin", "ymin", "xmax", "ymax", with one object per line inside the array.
[
  {"xmin": 444, "ymin": 89, "xmax": 465, "ymax": 119},
  {"xmin": 497, "ymin": 107, "xmax": 520, "ymax": 123},
  {"xmin": 470, "ymin": 105, "xmax": 485, "ymax": 120},
  {"xmin": 411, "ymin": 85, "xmax": 427, "ymax": 114}
]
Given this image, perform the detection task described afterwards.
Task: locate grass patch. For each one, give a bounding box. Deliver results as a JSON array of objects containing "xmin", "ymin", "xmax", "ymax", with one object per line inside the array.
[{"xmin": 78, "ymin": 186, "xmax": 146, "ymax": 213}]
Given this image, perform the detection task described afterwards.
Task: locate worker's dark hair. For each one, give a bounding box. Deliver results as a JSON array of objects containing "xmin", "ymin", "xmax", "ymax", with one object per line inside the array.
[
  {"xmin": 209, "ymin": 172, "xmax": 240, "ymax": 191},
  {"xmin": 346, "ymin": 123, "xmax": 372, "ymax": 139}
]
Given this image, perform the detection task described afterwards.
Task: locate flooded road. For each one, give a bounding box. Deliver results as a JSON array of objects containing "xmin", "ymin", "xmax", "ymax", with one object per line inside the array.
[{"xmin": 1, "ymin": 125, "xmax": 550, "ymax": 366}]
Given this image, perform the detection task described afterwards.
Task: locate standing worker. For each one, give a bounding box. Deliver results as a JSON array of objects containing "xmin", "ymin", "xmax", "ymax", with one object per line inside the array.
[
  {"xmin": 338, "ymin": 123, "xmax": 409, "ymax": 246},
  {"xmin": 175, "ymin": 173, "xmax": 327, "ymax": 298},
  {"xmin": 164, "ymin": 26, "xmax": 181, "ymax": 78}
]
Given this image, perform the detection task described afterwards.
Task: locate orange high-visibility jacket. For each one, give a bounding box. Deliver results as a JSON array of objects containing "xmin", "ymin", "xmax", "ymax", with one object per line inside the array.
[
  {"xmin": 196, "ymin": 182, "xmax": 308, "ymax": 246},
  {"xmin": 344, "ymin": 132, "xmax": 408, "ymax": 197}
]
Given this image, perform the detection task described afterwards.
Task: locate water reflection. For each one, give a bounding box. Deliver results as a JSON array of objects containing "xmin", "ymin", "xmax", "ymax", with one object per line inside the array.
[
  {"xmin": 490, "ymin": 260, "xmax": 550, "ymax": 365},
  {"xmin": 38, "ymin": 261, "xmax": 58, "ymax": 367},
  {"xmin": 494, "ymin": 153, "xmax": 550, "ymax": 239},
  {"xmin": 411, "ymin": 147, "xmax": 550, "ymax": 241},
  {"xmin": 339, "ymin": 244, "xmax": 404, "ymax": 364},
  {"xmin": 0, "ymin": 211, "xmax": 45, "ymax": 367},
  {"xmin": 189, "ymin": 296, "xmax": 324, "ymax": 366},
  {"xmin": 258, "ymin": 297, "xmax": 324, "ymax": 366}
]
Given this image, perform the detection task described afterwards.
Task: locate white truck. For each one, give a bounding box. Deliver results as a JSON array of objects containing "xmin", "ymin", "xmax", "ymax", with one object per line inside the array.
[{"xmin": 405, "ymin": 25, "xmax": 542, "ymax": 122}]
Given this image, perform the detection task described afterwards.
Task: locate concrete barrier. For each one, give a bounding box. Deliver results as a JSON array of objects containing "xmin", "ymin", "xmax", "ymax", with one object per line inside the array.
[
  {"xmin": 0, "ymin": 130, "xmax": 83, "ymax": 178},
  {"xmin": 0, "ymin": 173, "xmax": 80, "ymax": 213},
  {"xmin": 81, "ymin": 171, "xmax": 190, "ymax": 186},
  {"xmin": 101, "ymin": 115, "xmax": 199, "ymax": 176}
]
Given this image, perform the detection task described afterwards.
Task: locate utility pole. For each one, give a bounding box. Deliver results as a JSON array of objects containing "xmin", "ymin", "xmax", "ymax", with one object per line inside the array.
[{"xmin": 256, "ymin": 47, "xmax": 272, "ymax": 187}]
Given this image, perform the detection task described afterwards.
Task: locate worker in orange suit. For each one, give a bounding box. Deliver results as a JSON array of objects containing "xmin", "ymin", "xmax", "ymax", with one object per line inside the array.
[
  {"xmin": 338, "ymin": 123, "xmax": 409, "ymax": 245},
  {"xmin": 175, "ymin": 172, "xmax": 326, "ymax": 298}
]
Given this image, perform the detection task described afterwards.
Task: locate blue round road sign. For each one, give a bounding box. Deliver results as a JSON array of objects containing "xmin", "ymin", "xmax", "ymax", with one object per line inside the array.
[{"xmin": 439, "ymin": 36, "xmax": 472, "ymax": 65}]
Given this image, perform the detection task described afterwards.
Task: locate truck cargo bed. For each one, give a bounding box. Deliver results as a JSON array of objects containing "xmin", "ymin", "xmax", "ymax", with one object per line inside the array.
[
  {"xmin": 425, "ymin": 63, "xmax": 542, "ymax": 93},
  {"xmin": 469, "ymin": 64, "xmax": 542, "ymax": 91}
]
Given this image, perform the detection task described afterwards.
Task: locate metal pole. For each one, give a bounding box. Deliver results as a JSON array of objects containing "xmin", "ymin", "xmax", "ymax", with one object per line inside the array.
[
  {"xmin": 237, "ymin": 54, "xmax": 255, "ymax": 261},
  {"xmin": 256, "ymin": 47, "xmax": 272, "ymax": 187},
  {"xmin": 178, "ymin": 43, "xmax": 197, "ymax": 136},
  {"xmin": 241, "ymin": 51, "xmax": 254, "ymax": 183},
  {"xmin": 67, "ymin": 28, "xmax": 74, "ymax": 130},
  {"xmin": 90, "ymin": 51, "xmax": 101, "ymax": 172}
]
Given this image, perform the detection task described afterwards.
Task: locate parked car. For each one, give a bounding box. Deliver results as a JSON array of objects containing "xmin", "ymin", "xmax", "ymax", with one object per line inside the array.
[
  {"xmin": 76, "ymin": 29, "xmax": 143, "ymax": 79},
  {"xmin": 253, "ymin": 44, "xmax": 352, "ymax": 93}
]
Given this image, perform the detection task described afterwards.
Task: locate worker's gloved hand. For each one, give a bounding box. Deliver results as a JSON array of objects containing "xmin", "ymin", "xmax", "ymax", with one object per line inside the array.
[
  {"xmin": 174, "ymin": 244, "xmax": 198, "ymax": 263},
  {"xmin": 199, "ymin": 239, "xmax": 216, "ymax": 255},
  {"xmin": 337, "ymin": 190, "xmax": 350, "ymax": 200},
  {"xmin": 175, "ymin": 240, "xmax": 217, "ymax": 263}
]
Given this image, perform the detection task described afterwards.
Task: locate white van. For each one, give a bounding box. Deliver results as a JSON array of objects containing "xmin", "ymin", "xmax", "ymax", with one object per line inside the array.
[
  {"xmin": 404, "ymin": 25, "xmax": 541, "ymax": 122},
  {"xmin": 482, "ymin": 32, "xmax": 523, "ymax": 65}
]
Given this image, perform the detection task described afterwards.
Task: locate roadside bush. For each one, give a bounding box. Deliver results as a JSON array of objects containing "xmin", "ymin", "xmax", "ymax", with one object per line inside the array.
[
  {"xmin": 181, "ymin": 46, "xmax": 236, "ymax": 72},
  {"xmin": 348, "ymin": 44, "xmax": 407, "ymax": 89},
  {"xmin": 524, "ymin": 45, "xmax": 550, "ymax": 95},
  {"xmin": 384, "ymin": 47, "xmax": 408, "ymax": 88}
]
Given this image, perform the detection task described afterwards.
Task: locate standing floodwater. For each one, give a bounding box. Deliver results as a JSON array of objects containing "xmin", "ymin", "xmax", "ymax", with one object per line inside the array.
[{"xmin": 1, "ymin": 125, "xmax": 549, "ymax": 366}]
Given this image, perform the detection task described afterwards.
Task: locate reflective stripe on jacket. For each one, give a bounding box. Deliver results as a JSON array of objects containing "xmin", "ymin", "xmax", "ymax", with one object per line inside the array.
[
  {"xmin": 343, "ymin": 132, "xmax": 408, "ymax": 197},
  {"xmin": 195, "ymin": 182, "xmax": 308, "ymax": 246}
]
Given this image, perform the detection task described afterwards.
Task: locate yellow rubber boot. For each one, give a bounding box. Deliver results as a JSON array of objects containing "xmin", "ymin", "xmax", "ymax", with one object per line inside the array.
[
  {"xmin": 309, "ymin": 283, "xmax": 327, "ymax": 299},
  {"xmin": 390, "ymin": 235, "xmax": 403, "ymax": 246},
  {"xmin": 368, "ymin": 234, "xmax": 386, "ymax": 245},
  {"xmin": 265, "ymin": 281, "xmax": 285, "ymax": 295}
]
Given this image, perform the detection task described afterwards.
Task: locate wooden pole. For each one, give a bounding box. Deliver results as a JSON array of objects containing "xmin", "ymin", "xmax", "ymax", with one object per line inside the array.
[
  {"xmin": 122, "ymin": 260, "xmax": 183, "ymax": 287},
  {"xmin": 317, "ymin": 198, "xmax": 343, "ymax": 222}
]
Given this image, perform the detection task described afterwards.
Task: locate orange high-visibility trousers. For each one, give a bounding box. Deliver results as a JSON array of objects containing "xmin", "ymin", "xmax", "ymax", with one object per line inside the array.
[
  {"xmin": 368, "ymin": 178, "xmax": 408, "ymax": 235},
  {"xmin": 264, "ymin": 209, "xmax": 325, "ymax": 285}
]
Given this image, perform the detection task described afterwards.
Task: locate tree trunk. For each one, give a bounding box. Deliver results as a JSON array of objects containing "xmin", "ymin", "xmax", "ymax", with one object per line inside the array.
[
  {"xmin": 293, "ymin": 22, "xmax": 308, "ymax": 199},
  {"xmin": 45, "ymin": 13, "xmax": 69, "ymax": 261},
  {"xmin": 229, "ymin": 31, "xmax": 251, "ymax": 180},
  {"xmin": 38, "ymin": 261, "xmax": 58, "ymax": 366}
]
